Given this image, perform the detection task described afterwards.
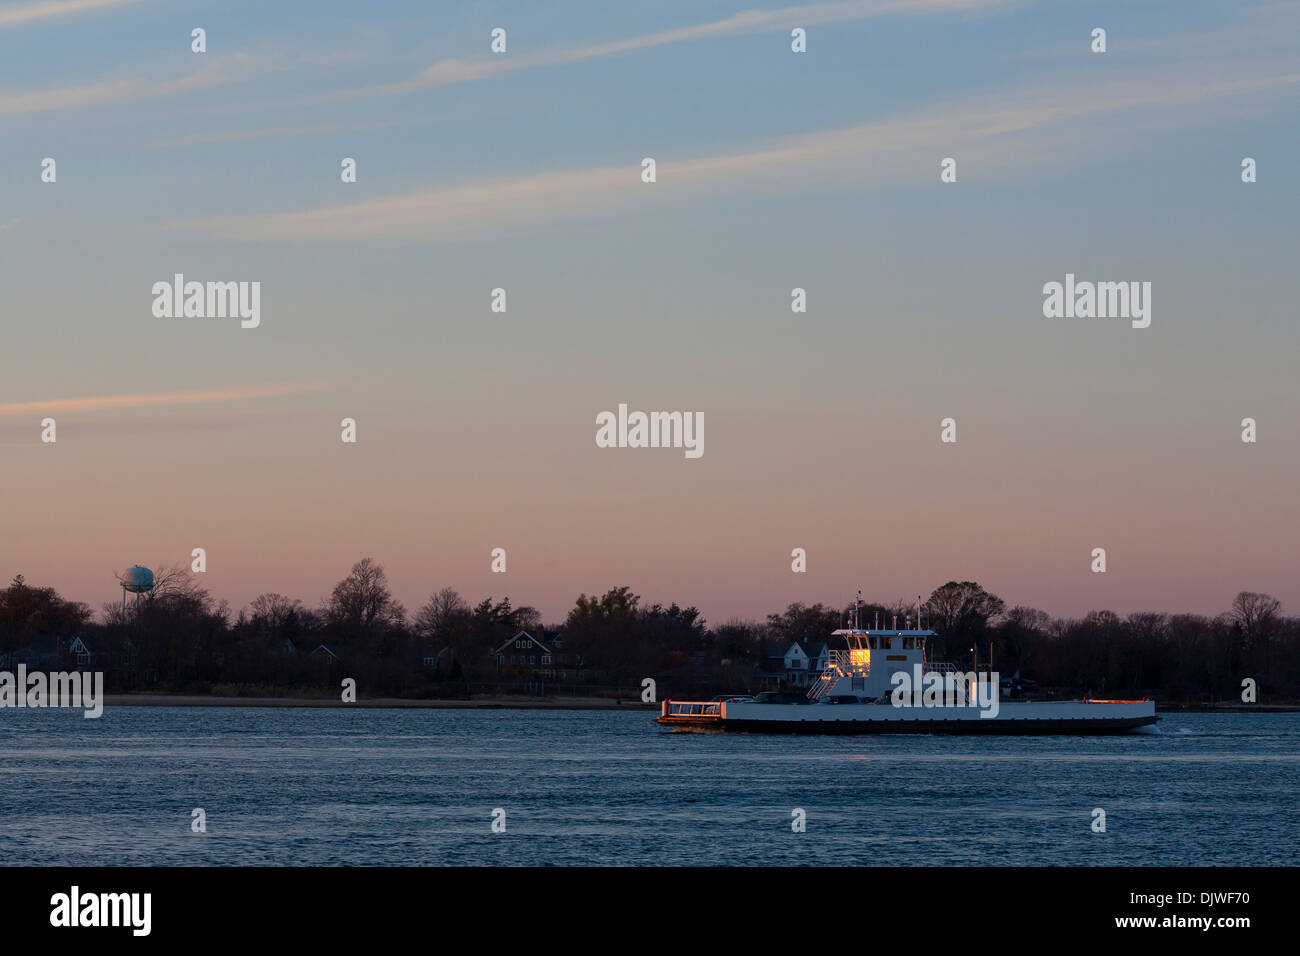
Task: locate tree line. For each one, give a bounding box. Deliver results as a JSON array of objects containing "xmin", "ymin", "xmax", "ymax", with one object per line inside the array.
[{"xmin": 0, "ymin": 563, "xmax": 1295, "ymax": 702}]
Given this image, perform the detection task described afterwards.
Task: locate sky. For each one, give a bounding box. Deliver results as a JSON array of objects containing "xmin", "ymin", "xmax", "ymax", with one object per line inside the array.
[{"xmin": 2, "ymin": 0, "xmax": 1297, "ymax": 626}]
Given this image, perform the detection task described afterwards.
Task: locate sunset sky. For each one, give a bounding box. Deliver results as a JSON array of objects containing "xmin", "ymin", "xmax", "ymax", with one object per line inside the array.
[{"xmin": 2, "ymin": 0, "xmax": 1297, "ymax": 625}]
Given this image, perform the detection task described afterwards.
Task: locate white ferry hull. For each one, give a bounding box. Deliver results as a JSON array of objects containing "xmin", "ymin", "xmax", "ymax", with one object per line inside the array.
[{"xmin": 658, "ymin": 699, "xmax": 1158, "ymax": 734}]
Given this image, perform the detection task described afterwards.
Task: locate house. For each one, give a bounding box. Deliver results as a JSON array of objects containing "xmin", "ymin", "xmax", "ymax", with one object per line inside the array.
[
  {"xmin": 12, "ymin": 635, "xmax": 94, "ymax": 671},
  {"xmin": 762, "ymin": 641, "xmax": 788, "ymax": 672},
  {"xmin": 762, "ymin": 640, "xmax": 829, "ymax": 687},
  {"xmin": 119, "ymin": 638, "xmax": 138, "ymax": 671},
  {"xmin": 784, "ymin": 641, "xmax": 828, "ymax": 687},
  {"xmin": 67, "ymin": 636, "xmax": 93, "ymax": 669},
  {"xmin": 420, "ymin": 646, "xmax": 452, "ymax": 669},
  {"xmin": 494, "ymin": 629, "xmax": 565, "ymax": 678},
  {"xmin": 306, "ymin": 644, "xmax": 343, "ymax": 666}
]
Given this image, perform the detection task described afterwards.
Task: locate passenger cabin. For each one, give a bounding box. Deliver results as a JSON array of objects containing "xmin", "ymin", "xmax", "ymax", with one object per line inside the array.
[{"xmin": 808, "ymin": 629, "xmax": 945, "ymax": 701}]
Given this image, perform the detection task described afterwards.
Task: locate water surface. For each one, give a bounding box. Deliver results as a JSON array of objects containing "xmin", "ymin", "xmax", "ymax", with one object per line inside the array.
[{"xmin": 1, "ymin": 708, "xmax": 1295, "ymax": 865}]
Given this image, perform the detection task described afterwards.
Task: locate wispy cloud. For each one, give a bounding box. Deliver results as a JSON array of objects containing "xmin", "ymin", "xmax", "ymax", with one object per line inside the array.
[
  {"xmin": 0, "ymin": 51, "xmax": 280, "ymax": 117},
  {"xmin": 1017, "ymin": 1, "xmax": 1300, "ymax": 61},
  {"xmin": 0, "ymin": 0, "xmax": 145, "ymax": 28},
  {"xmin": 145, "ymin": 117, "xmax": 424, "ymax": 150},
  {"xmin": 0, "ymin": 382, "xmax": 330, "ymax": 419},
  {"xmin": 170, "ymin": 63, "xmax": 1300, "ymax": 244},
  {"xmin": 45, "ymin": 407, "xmax": 309, "ymax": 436},
  {"xmin": 0, "ymin": 217, "xmax": 20, "ymax": 232},
  {"xmin": 369, "ymin": 0, "xmax": 1018, "ymax": 95}
]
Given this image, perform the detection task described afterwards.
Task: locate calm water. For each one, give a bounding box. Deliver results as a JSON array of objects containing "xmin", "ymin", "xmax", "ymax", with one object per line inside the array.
[{"xmin": 1, "ymin": 707, "xmax": 1296, "ymax": 865}]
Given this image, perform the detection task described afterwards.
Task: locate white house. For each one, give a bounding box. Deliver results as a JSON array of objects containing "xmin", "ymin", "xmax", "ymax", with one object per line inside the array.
[
  {"xmin": 785, "ymin": 641, "xmax": 829, "ymax": 686},
  {"xmin": 764, "ymin": 640, "xmax": 830, "ymax": 687}
]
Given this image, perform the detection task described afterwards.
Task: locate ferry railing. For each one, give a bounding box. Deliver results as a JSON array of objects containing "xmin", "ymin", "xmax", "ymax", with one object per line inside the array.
[
  {"xmin": 661, "ymin": 701, "xmax": 722, "ymax": 718},
  {"xmin": 926, "ymin": 661, "xmax": 962, "ymax": 675},
  {"xmin": 827, "ymin": 649, "xmax": 873, "ymax": 673},
  {"xmin": 806, "ymin": 675, "xmax": 837, "ymax": 700},
  {"xmin": 809, "ymin": 650, "xmax": 859, "ymax": 700}
]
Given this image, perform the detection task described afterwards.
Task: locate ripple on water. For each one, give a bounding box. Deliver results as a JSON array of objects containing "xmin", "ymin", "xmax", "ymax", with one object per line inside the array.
[{"xmin": 0, "ymin": 708, "xmax": 1296, "ymax": 865}]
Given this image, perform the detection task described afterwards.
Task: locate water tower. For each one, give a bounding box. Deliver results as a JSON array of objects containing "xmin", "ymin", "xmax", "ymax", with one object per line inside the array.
[{"xmin": 119, "ymin": 565, "xmax": 155, "ymax": 610}]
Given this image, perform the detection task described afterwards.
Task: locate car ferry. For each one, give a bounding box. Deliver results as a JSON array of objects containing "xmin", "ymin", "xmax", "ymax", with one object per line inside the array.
[{"xmin": 657, "ymin": 628, "xmax": 1157, "ymax": 734}]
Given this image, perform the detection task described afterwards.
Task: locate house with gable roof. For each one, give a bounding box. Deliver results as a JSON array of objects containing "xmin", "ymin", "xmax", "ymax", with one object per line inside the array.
[{"xmin": 493, "ymin": 628, "xmax": 570, "ymax": 679}]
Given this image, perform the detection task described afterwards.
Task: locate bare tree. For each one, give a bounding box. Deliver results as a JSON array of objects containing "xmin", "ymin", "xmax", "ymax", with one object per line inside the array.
[
  {"xmin": 1005, "ymin": 606, "xmax": 1054, "ymax": 634},
  {"xmin": 513, "ymin": 604, "xmax": 541, "ymax": 628},
  {"xmin": 924, "ymin": 581, "xmax": 1006, "ymax": 659},
  {"xmin": 413, "ymin": 587, "xmax": 469, "ymax": 640},
  {"xmin": 1230, "ymin": 591, "xmax": 1282, "ymax": 679},
  {"xmin": 138, "ymin": 562, "xmax": 213, "ymax": 607},
  {"xmin": 1230, "ymin": 591, "xmax": 1281, "ymax": 639},
  {"xmin": 246, "ymin": 593, "xmax": 306, "ymax": 636},
  {"xmin": 327, "ymin": 558, "xmax": 406, "ymax": 640}
]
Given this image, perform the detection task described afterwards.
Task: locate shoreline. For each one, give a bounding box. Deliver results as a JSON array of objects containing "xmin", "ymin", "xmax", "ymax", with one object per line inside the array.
[
  {"xmin": 1155, "ymin": 703, "xmax": 1300, "ymax": 713},
  {"xmin": 104, "ymin": 694, "xmax": 655, "ymax": 710},
  {"xmin": 96, "ymin": 694, "xmax": 1300, "ymax": 712}
]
